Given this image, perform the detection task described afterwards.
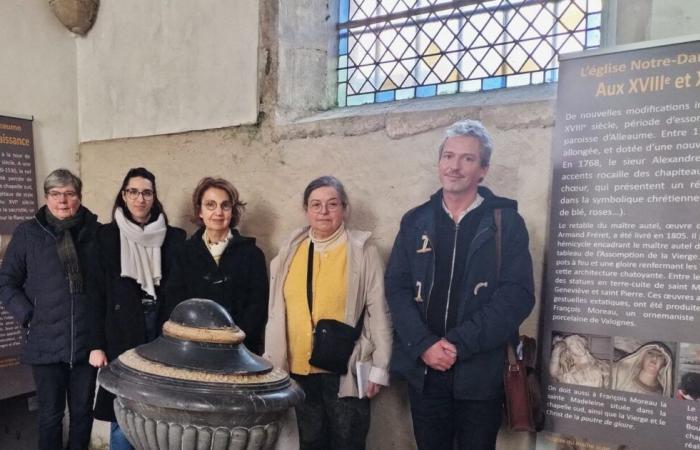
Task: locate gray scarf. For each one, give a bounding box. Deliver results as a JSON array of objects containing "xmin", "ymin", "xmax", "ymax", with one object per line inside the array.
[{"xmin": 45, "ymin": 207, "xmax": 85, "ymax": 294}]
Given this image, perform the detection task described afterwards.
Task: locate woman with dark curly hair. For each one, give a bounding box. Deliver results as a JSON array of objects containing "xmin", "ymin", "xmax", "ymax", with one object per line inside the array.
[{"xmin": 164, "ymin": 177, "xmax": 268, "ymax": 354}]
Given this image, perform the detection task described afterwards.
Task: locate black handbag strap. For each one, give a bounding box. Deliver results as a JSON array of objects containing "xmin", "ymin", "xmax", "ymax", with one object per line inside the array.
[
  {"xmin": 307, "ymin": 241, "xmax": 315, "ymax": 314},
  {"xmin": 306, "ymin": 239, "xmax": 366, "ymax": 335}
]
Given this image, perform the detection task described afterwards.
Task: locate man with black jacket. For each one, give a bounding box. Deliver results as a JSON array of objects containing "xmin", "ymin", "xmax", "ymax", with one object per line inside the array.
[
  {"xmin": 385, "ymin": 120, "xmax": 535, "ymax": 450},
  {"xmin": 0, "ymin": 169, "xmax": 100, "ymax": 450}
]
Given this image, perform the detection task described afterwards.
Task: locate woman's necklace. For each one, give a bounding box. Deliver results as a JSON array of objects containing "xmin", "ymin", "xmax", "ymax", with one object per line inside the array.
[{"xmin": 204, "ymin": 230, "xmax": 231, "ymax": 252}]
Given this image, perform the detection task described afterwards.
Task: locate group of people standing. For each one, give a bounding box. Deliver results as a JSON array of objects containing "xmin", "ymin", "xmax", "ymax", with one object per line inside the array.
[{"xmin": 0, "ymin": 119, "xmax": 535, "ymax": 450}]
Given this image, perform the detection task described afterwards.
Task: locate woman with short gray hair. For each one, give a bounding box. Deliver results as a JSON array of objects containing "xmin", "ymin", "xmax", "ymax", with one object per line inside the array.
[
  {"xmin": 264, "ymin": 175, "xmax": 393, "ymax": 450},
  {"xmin": 0, "ymin": 168, "xmax": 100, "ymax": 449}
]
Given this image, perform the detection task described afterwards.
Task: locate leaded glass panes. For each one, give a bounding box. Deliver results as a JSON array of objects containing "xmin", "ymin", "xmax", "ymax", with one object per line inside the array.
[{"xmin": 337, "ymin": 0, "xmax": 602, "ymax": 106}]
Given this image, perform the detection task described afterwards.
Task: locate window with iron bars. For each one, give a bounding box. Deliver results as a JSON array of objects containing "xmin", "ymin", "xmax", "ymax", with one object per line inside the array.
[{"xmin": 337, "ymin": 0, "xmax": 602, "ymax": 107}]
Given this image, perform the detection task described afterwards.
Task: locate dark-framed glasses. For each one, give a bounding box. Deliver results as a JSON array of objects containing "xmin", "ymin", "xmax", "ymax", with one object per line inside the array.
[
  {"xmin": 123, "ymin": 188, "xmax": 154, "ymax": 200},
  {"xmin": 202, "ymin": 200, "xmax": 233, "ymax": 211},
  {"xmin": 47, "ymin": 190, "xmax": 78, "ymax": 200}
]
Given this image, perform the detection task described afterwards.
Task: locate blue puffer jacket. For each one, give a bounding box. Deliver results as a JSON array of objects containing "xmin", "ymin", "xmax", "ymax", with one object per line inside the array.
[
  {"xmin": 0, "ymin": 206, "xmax": 100, "ymax": 365},
  {"xmin": 385, "ymin": 187, "xmax": 534, "ymax": 400}
]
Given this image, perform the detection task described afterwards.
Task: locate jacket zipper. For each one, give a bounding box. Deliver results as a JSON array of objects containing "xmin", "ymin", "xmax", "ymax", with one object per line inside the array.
[
  {"xmin": 443, "ymin": 222, "xmax": 459, "ymax": 334},
  {"xmin": 35, "ymin": 217, "xmax": 76, "ymax": 367},
  {"xmin": 422, "ymin": 231, "xmax": 436, "ymax": 376},
  {"xmin": 70, "ymin": 293, "xmax": 74, "ymax": 368},
  {"xmin": 424, "ymin": 234, "xmax": 436, "ymax": 319},
  {"xmin": 436, "ymin": 220, "xmax": 493, "ymax": 334}
]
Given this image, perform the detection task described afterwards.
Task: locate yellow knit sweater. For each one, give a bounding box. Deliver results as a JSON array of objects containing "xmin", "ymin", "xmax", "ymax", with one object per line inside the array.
[{"xmin": 283, "ymin": 237, "xmax": 348, "ymax": 375}]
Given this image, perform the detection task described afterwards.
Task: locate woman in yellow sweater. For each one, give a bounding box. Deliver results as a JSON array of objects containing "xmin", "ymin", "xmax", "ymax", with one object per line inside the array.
[{"xmin": 264, "ymin": 176, "xmax": 392, "ymax": 450}]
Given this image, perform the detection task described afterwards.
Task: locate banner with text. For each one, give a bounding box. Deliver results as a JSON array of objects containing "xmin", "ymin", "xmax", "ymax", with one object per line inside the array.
[
  {"xmin": 540, "ymin": 39, "xmax": 700, "ymax": 450},
  {"xmin": 0, "ymin": 114, "xmax": 36, "ymax": 399}
]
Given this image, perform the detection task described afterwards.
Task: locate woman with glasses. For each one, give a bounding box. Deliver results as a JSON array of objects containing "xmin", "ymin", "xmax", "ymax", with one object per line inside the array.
[
  {"xmin": 264, "ymin": 175, "xmax": 392, "ymax": 450},
  {"xmin": 164, "ymin": 177, "xmax": 268, "ymax": 354},
  {"xmin": 0, "ymin": 169, "xmax": 100, "ymax": 450},
  {"xmin": 88, "ymin": 167, "xmax": 185, "ymax": 450}
]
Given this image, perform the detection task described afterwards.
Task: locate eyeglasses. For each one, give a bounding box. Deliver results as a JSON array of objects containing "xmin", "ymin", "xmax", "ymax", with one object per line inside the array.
[
  {"xmin": 202, "ymin": 200, "xmax": 233, "ymax": 211},
  {"xmin": 123, "ymin": 188, "xmax": 154, "ymax": 200},
  {"xmin": 308, "ymin": 200, "xmax": 343, "ymax": 213},
  {"xmin": 47, "ymin": 191, "xmax": 78, "ymax": 200}
]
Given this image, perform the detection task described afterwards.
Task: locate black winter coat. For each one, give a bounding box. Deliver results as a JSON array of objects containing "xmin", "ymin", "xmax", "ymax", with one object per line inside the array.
[
  {"xmin": 91, "ymin": 220, "xmax": 185, "ymax": 421},
  {"xmin": 164, "ymin": 228, "xmax": 269, "ymax": 354},
  {"xmin": 0, "ymin": 206, "xmax": 100, "ymax": 365},
  {"xmin": 89, "ymin": 221, "xmax": 186, "ymax": 358}
]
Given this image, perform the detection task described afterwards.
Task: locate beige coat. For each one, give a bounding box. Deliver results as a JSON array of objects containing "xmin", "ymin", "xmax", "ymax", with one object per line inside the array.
[{"xmin": 263, "ymin": 226, "xmax": 392, "ymax": 397}]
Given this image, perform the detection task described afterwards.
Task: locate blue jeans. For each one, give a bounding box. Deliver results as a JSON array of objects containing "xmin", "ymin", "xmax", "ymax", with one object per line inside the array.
[
  {"xmin": 408, "ymin": 369, "xmax": 503, "ymax": 450},
  {"xmin": 144, "ymin": 306, "xmax": 158, "ymax": 342},
  {"xmin": 110, "ymin": 422, "xmax": 134, "ymax": 450}
]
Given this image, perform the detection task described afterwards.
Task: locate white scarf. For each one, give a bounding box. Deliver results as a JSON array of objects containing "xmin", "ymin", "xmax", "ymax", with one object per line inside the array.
[{"xmin": 115, "ymin": 207, "xmax": 167, "ymax": 298}]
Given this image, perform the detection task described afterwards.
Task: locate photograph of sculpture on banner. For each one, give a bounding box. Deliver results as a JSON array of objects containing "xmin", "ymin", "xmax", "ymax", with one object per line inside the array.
[
  {"xmin": 549, "ymin": 332, "xmax": 612, "ymax": 389},
  {"xmin": 611, "ymin": 337, "xmax": 675, "ymax": 398}
]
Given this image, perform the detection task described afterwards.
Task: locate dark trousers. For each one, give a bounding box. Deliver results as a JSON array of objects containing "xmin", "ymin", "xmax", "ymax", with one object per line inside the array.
[
  {"xmin": 292, "ymin": 373, "xmax": 370, "ymax": 450},
  {"xmin": 408, "ymin": 369, "xmax": 503, "ymax": 450},
  {"xmin": 32, "ymin": 362, "xmax": 97, "ymax": 450}
]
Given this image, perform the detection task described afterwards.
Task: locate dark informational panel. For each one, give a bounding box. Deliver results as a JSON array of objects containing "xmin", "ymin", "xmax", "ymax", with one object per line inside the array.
[
  {"xmin": 0, "ymin": 115, "xmax": 37, "ymax": 234},
  {"xmin": 540, "ymin": 39, "xmax": 700, "ymax": 450},
  {"xmin": 0, "ymin": 114, "xmax": 36, "ymax": 399}
]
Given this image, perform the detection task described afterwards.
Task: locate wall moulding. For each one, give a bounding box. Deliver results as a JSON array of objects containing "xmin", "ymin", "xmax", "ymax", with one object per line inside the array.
[{"xmin": 48, "ymin": 0, "xmax": 99, "ymax": 35}]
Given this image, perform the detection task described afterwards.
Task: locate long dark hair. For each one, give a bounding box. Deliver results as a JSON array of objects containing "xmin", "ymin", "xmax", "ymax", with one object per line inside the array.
[{"xmin": 112, "ymin": 167, "xmax": 168, "ymax": 225}]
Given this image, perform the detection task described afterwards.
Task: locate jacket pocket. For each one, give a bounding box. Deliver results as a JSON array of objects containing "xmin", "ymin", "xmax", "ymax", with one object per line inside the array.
[{"xmin": 355, "ymin": 335, "xmax": 375, "ymax": 363}]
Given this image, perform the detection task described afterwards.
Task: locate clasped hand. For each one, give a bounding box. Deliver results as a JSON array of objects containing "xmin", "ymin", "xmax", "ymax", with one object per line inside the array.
[{"xmin": 421, "ymin": 338, "xmax": 457, "ymax": 371}]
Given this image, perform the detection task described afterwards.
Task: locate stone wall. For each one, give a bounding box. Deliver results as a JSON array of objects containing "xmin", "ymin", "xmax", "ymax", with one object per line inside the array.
[
  {"xmin": 81, "ymin": 85, "xmax": 555, "ymax": 449},
  {"xmin": 79, "ymin": 1, "xmax": 700, "ymax": 447},
  {"xmin": 1, "ymin": 0, "xmax": 699, "ymax": 448}
]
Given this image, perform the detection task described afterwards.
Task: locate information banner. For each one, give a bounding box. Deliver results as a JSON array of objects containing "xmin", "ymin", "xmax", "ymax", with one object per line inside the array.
[
  {"xmin": 0, "ymin": 115, "xmax": 36, "ymax": 234},
  {"xmin": 540, "ymin": 39, "xmax": 700, "ymax": 450},
  {"xmin": 0, "ymin": 114, "xmax": 36, "ymax": 399}
]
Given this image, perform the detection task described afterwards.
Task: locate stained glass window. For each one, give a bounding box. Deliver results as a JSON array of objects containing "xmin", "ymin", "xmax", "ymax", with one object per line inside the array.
[{"xmin": 337, "ymin": 0, "xmax": 602, "ymax": 107}]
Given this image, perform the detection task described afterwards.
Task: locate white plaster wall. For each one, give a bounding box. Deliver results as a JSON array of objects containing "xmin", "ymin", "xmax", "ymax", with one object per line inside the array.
[
  {"xmin": 0, "ymin": 0, "xmax": 79, "ymax": 188},
  {"xmin": 76, "ymin": 0, "xmax": 260, "ymax": 142}
]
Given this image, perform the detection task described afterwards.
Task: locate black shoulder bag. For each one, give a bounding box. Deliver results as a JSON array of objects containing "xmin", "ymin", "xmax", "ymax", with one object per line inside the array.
[{"xmin": 306, "ymin": 241, "xmax": 365, "ymax": 374}]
